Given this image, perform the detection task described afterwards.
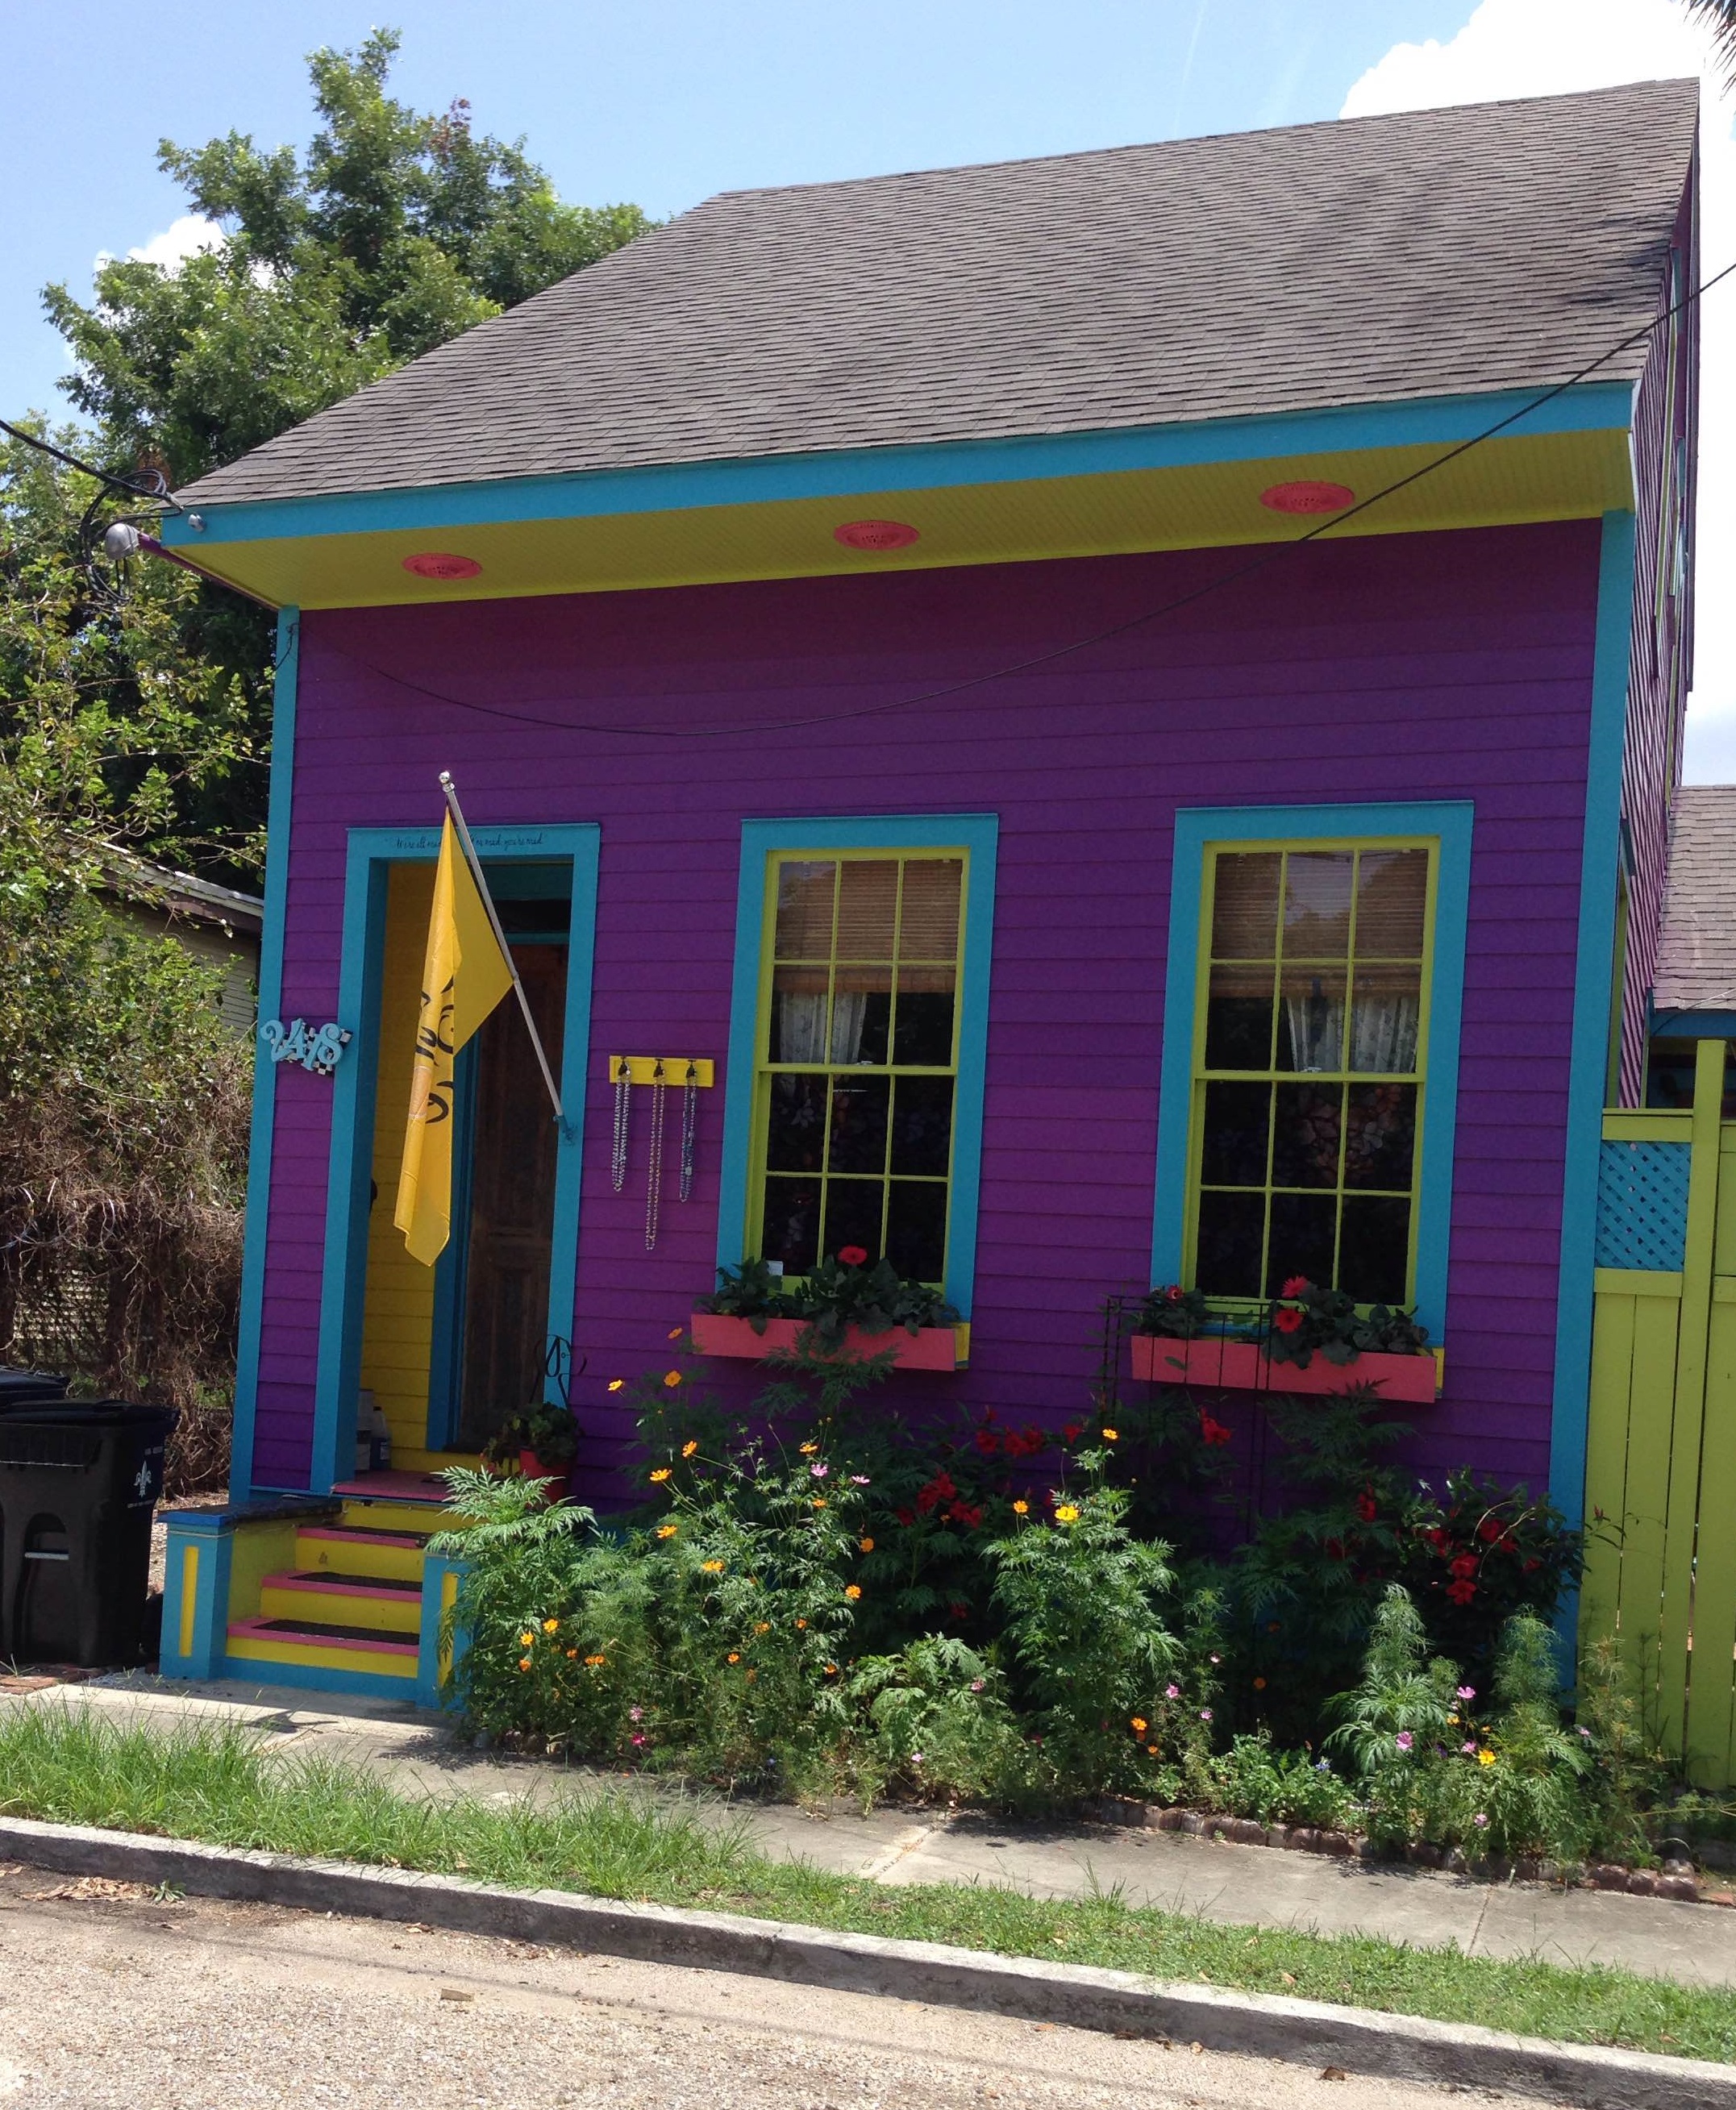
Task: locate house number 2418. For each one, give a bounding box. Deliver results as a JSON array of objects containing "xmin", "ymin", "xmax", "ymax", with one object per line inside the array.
[{"xmin": 262, "ymin": 1019, "xmax": 352, "ymax": 1075}]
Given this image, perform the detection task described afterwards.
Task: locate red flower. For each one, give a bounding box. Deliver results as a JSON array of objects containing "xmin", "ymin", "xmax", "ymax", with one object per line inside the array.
[
  {"xmin": 974, "ymin": 1429, "xmax": 1001, "ymax": 1456},
  {"xmin": 837, "ymin": 1245, "xmax": 869, "ymax": 1267},
  {"xmin": 1522, "ymin": 1555, "xmax": 1542, "ymax": 1574},
  {"xmin": 1280, "ymin": 1276, "xmax": 1312, "ymax": 1299},
  {"xmin": 1476, "ymin": 1517, "xmax": 1503, "ymax": 1544},
  {"xmin": 1425, "ymin": 1527, "xmax": 1451, "ymax": 1552},
  {"xmin": 1325, "ymin": 1538, "xmax": 1346, "ymax": 1561},
  {"xmin": 1497, "ymin": 1535, "xmax": 1517, "ymax": 1554},
  {"xmin": 1062, "ymin": 1422, "xmax": 1084, "ymax": 1444},
  {"xmin": 1010, "ymin": 1426, "xmax": 1046, "ymax": 1458},
  {"xmin": 1355, "ymin": 1489, "xmax": 1378, "ymax": 1524},
  {"xmin": 1447, "ymin": 1578, "xmax": 1477, "ymax": 1605},
  {"xmin": 1272, "ymin": 1307, "xmax": 1304, "ymax": 1335},
  {"xmin": 895, "ymin": 1506, "xmax": 915, "ymax": 1527},
  {"xmin": 1198, "ymin": 1413, "xmax": 1232, "ymax": 1447},
  {"xmin": 948, "ymin": 1601, "xmax": 968, "ymax": 1620},
  {"xmin": 1165, "ymin": 1284, "xmax": 1185, "ymax": 1303},
  {"xmin": 1449, "ymin": 1552, "xmax": 1479, "ymax": 1580},
  {"xmin": 948, "ymin": 1500, "xmax": 984, "ymax": 1529},
  {"xmin": 916, "ymin": 1471, "xmax": 957, "ymax": 1515}
]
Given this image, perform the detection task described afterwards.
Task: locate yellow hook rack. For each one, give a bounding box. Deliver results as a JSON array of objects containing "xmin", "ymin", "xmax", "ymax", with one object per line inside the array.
[{"xmin": 606, "ymin": 1056, "xmax": 716, "ymax": 1087}]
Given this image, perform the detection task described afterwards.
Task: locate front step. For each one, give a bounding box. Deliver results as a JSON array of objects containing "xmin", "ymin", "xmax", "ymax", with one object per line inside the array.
[
  {"xmin": 226, "ymin": 1613, "xmax": 419, "ymax": 1679},
  {"xmin": 259, "ymin": 1569, "xmax": 423, "ymax": 1634},
  {"xmin": 297, "ymin": 1522, "xmax": 431, "ymax": 1583}
]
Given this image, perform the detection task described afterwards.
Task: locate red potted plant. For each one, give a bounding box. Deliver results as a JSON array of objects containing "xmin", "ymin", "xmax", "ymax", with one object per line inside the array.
[
  {"xmin": 482, "ymin": 1400, "xmax": 581, "ymax": 1496},
  {"xmin": 1132, "ymin": 1278, "xmax": 1438, "ymax": 1400}
]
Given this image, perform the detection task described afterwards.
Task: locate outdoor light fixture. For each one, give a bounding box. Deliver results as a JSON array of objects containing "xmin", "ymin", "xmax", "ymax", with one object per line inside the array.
[
  {"xmin": 1259, "ymin": 481, "xmax": 1355, "ymax": 514},
  {"xmin": 832, "ymin": 519, "xmax": 921, "ymax": 551},
  {"xmin": 402, "ymin": 551, "xmax": 484, "ymax": 580}
]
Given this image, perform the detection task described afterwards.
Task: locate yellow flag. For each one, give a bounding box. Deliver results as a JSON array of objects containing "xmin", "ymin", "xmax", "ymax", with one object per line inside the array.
[{"xmin": 393, "ymin": 816, "xmax": 514, "ymax": 1264}]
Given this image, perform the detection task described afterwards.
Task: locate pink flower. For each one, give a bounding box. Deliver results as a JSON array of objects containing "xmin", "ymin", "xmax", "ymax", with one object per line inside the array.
[
  {"xmin": 1165, "ymin": 1684, "xmax": 1180, "ymax": 1700},
  {"xmin": 969, "ymin": 1679, "xmax": 985, "ymax": 1693},
  {"xmin": 1473, "ymin": 1813, "xmax": 1488, "ymax": 1829},
  {"xmin": 631, "ymin": 1733, "xmax": 646, "ymax": 1748},
  {"xmin": 1199, "ymin": 1708, "xmax": 1213, "ymax": 1722},
  {"xmin": 628, "ymin": 1705, "xmax": 643, "ymax": 1722},
  {"xmin": 1461, "ymin": 1742, "xmax": 1478, "ymax": 1755},
  {"xmin": 1395, "ymin": 1731, "xmax": 1413, "ymax": 1753},
  {"xmin": 810, "ymin": 1462, "xmax": 829, "ymax": 1478},
  {"xmin": 850, "ymin": 1474, "xmax": 871, "ymax": 1485},
  {"xmin": 1280, "ymin": 1276, "xmax": 1311, "ymax": 1299},
  {"xmin": 1456, "ymin": 1686, "xmax": 1476, "ymax": 1701}
]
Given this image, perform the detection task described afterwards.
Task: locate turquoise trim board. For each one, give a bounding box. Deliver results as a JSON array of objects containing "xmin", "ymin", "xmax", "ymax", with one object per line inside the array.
[
  {"xmin": 1550, "ymin": 510, "xmax": 1638, "ymax": 1534},
  {"xmin": 715, "ymin": 813, "xmax": 1000, "ymax": 1321},
  {"xmin": 1654, "ymin": 1010, "xmax": 1736, "ymax": 1038},
  {"xmin": 161, "ymin": 383, "xmax": 1635, "ymax": 552},
  {"xmin": 230, "ymin": 609, "xmax": 298, "ymax": 1499},
  {"xmin": 303, "ymin": 821, "xmax": 600, "ymax": 1496},
  {"xmin": 1151, "ymin": 800, "xmax": 1474, "ymax": 1343}
]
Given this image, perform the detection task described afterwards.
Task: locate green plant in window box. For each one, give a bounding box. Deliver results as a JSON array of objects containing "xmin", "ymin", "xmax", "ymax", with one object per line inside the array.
[
  {"xmin": 703, "ymin": 1250, "xmax": 957, "ymax": 1354},
  {"xmin": 1254, "ymin": 1276, "xmax": 1430, "ymax": 1370},
  {"xmin": 1133, "ymin": 1284, "xmax": 1212, "ymax": 1339},
  {"xmin": 481, "ymin": 1400, "xmax": 581, "ymax": 1473}
]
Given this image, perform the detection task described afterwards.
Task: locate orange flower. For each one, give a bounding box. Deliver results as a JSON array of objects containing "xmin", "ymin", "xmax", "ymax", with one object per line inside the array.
[
  {"xmin": 800, "ymin": 1442, "xmax": 818, "ymax": 1455},
  {"xmin": 1130, "ymin": 1717, "xmax": 1147, "ymax": 1733},
  {"xmin": 844, "ymin": 1584, "xmax": 862, "ymax": 1600},
  {"xmin": 1054, "ymin": 1503, "xmax": 1080, "ymax": 1525},
  {"xmin": 1253, "ymin": 1676, "xmax": 1268, "ymax": 1691},
  {"xmin": 565, "ymin": 1648, "xmax": 577, "ymax": 1659},
  {"xmin": 682, "ymin": 1439, "xmax": 698, "ymax": 1458},
  {"xmin": 825, "ymin": 1663, "xmax": 838, "ymax": 1675},
  {"xmin": 518, "ymin": 1657, "xmax": 531, "ymax": 1671},
  {"xmin": 1101, "ymin": 1428, "xmax": 1119, "ymax": 1442},
  {"xmin": 585, "ymin": 1654, "xmax": 606, "ymax": 1667},
  {"xmin": 664, "ymin": 1370, "xmax": 683, "ymax": 1388},
  {"xmin": 656, "ymin": 1523, "xmax": 678, "ymax": 1539},
  {"xmin": 1012, "ymin": 1499, "xmax": 1029, "ymax": 1516},
  {"xmin": 701, "ymin": 1559, "xmax": 725, "ymax": 1574},
  {"xmin": 543, "ymin": 1617, "xmax": 560, "ymax": 1633},
  {"xmin": 796, "ymin": 1618, "xmax": 807, "ymax": 1629},
  {"xmin": 668, "ymin": 1327, "xmax": 685, "ymax": 1340},
  {"xmin": 726, "ymin": 1651, "xmax": 741, "ymax": 1664},
  {"xmin": 755, "ymin": 1621, "xmax": 771, "ymax": 1634},
  {"xmin": 859, "ymin": 1537, "xmax": 874, "ymax": 1552},
  {"xmin": 812, "ymin": 1498, "xmax": 827, "ymax": 1509},
  {"xmin": 649, "ymin": 1467, "xmax": 672, "ymax": 1484}
]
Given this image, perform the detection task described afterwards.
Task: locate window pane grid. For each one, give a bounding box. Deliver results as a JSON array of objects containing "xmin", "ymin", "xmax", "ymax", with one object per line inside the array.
[
  {"xmin": 1192, "ymin": 843, "xmax": 1430, "ymax": 1305},
  {"xmin": 756, "ymin": 851, "xmax": 964, "ymax": 1284}
]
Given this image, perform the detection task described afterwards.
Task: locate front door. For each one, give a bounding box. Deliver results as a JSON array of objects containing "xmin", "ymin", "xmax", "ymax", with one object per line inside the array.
[{"xmin": 453, "ymin": 943, "xmax": 566, "ymax": 1450}]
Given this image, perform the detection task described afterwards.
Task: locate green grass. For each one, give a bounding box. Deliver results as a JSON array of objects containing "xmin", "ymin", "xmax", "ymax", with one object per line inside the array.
[{"xmin": 0, "ymin": 1704, "xmax": 1730, "ymax": 2064}]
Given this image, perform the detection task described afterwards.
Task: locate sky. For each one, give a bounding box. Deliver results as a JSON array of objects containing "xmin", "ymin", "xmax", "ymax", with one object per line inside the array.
[{"xmin": 6, "ymin": 0, "xmax": 1734, "ymax": 770}]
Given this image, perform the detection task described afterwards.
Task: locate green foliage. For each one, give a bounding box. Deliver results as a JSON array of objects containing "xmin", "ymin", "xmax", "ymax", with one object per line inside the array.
[
  {"xmin": 44, "ymin": 29, "xmax": 653, "ymax": 489},
  {"xmin": 479, "ymin": 1400, "xmax": 581, "ymax": 1470},
  {"xmin": 1324, "ymin": 1586, "xmax": 1460, "ymax": 1779},
  {"xmin": 844, "ymin": 1636, "xmax": 1026, "ymax": 1803},
  {"xmin": 702, "ymin": 1253, "xmax": 957, "ymax": 1346},
  {"xmin": 1253, "ymin": 1278, "xmax": 1430, "ymax": 1368},
  {"xmin": 1133, "ymin": 1283, "xmax": 1212, "ymax": 1338}
]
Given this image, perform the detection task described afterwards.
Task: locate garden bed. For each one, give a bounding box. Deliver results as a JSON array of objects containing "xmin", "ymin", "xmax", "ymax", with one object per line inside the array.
[
  {"xmin": 1131, "ymin": 1332, "xmax": 1439, "ymax": 1401},
  {"xmin": 689, "ymin": 1312, "xmax": 967, "ymax": 1370}
]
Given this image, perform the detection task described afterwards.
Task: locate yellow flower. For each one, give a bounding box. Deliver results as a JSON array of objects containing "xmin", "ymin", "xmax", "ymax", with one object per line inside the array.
[
  {"xmin": 664, "ymin": 1370, "xmax": 683, "ymax": 1388},
  {"xmin": 656, "ymin": 1523, "xmax": 678, "ymax": 1539},
  {"xmin": 518, "ymin": 1630, "xmax": 535, "ymax": 1647},
  {"xmin": 607, "ymin": 1380, "xmax": 625, "ymax": 1392},
  {"xmin": 1012, "ymin": 1499, "xmax": 1029, "ymax": 1516},
  {"xmin": 518, "ymin": 1657, "xmax": 531, "ymax": 1671},
  {"xmin": 1101, "ymin": 1428, "xmax": 1119, "ymax": 1442},
  {"xmin": 701, "ymin": 1559, "xmax": 726, "ymax": 1573},
  {"xmin": 844, "ymin": 1584, "xmax": 862, "ymax": 1600},
  {"xmin": 1447, "ymin": 1713, "xmax": 1459, "ymax": 1725},
  {"xmin": 682, "ymin": 1439, "xmax": 698, "ymax": 1458},
  {"xmin": 1477, "ymin": 1749, "xmax": 1496, "ymax": 1767},
  {"xmin": 812, "ymin": 1498, "xmax": 827, "ymax": 1509},
  {"xmin": 668, "ymin": 1326, "xmax": 685, "ymax": 1341},
  {"xmin": 800, "ymin": 1442, "xmax": 818, "ymax": 1455},
  {"xmin": 649, "ymin": 1467, "xmax": 672, "ymax": 1484},
  {"xmin": 543, "ymin": 1617, "xmax": 560, "ymax": 1633},
  {"xmin": 1054, "ymin": 1504, "xmax": 1080, "ymax": 1525},
  {"xmin": 756, "ymin": 1621, "xmax": 771, "ymax": 1634},
  {"xmin": 1130, "ymin": 1717, "xmax": 1147, "ymax": 1733},
  {"xmin": 859, "ymin": 1537, "xmax": 874, "ymax": 1553},
  {"xmin": 726, "ymin": 1652, "xmax": 740, "ymax": 1664}
]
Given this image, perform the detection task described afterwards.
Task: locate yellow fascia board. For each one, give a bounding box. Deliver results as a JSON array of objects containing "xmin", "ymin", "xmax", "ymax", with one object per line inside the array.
[{"xmin": 185, "ymin": 427, "xmax": 1631, "ymax": 613}]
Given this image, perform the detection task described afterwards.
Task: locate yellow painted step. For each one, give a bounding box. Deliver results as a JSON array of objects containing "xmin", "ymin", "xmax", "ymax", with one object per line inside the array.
[
  {"xmin": 295, "ymin": 1522, "xmax": 427, "ymax": 1584},
  {"xmin": 259, "ymin": 1571, "xmax": 423, "ymax": 1636},
  {"xmin": 339, "ymin": 1499, "xmax": 448, "ymax": 1535}
]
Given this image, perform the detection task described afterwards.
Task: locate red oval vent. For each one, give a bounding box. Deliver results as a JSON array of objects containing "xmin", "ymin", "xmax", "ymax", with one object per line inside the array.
[
  {"xmin": 402, "ymin": 551, "xmax": 484, "ymax": 580},
  {"xmin": 833, "ymin": 519, "xmax": 921, "ymax": 551},
  {"xmin": 1259, "ymin": 481, "xmax": 1355, "ymax": 515}
]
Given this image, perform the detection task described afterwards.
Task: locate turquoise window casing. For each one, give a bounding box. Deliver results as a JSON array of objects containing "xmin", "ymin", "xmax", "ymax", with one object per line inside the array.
[
  {"xmin": 716, "ymin": 813, "xmax": 999, "ymax": 1321},
  {"xmin": 1152, "ymin": 800, "xmax": 1474, "ymax": 1342},
  {"xmin": 307, "ymin": 822, "xmax": 600, "ymax": 1496}
]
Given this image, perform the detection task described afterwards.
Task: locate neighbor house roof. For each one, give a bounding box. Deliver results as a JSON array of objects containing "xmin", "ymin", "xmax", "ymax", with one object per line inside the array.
[
  {"xmin": 178, "ymin": 77, "xmax": 1698, "ymax": 511},
  {"xmin": 1655, "ymin": 789, "xmax": 1736, "ymax": 1015}
]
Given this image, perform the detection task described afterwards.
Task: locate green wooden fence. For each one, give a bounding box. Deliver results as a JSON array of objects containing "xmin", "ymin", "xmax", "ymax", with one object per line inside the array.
[{"xmin": 1582, "ymin": 1038, "xmax": 1736, "ymax": 1785}]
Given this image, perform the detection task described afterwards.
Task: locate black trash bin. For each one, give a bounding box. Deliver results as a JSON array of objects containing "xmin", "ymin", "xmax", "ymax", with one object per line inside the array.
[
  {"xmin": 0, "ymin": 1400, "xmax": 175, "ymax": 1667},
  {"xmin": 0, "ymin": 1369, "xmax": 70, "ymax": 1411}
]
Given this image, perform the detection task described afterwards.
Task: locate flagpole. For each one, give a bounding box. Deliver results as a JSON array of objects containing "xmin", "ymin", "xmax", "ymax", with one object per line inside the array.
[{"xmin": 439, "ymin": 772, "xmax": 565, "ymax": 1126}]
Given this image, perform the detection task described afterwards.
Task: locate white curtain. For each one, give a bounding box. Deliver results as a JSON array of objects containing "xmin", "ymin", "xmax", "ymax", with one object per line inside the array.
[
  {"xmin": 775, "ymin": 994, "xmax": 829, "ymax": 1063},
  {"xmin": 1283, "ymin": 992, "xmax": 1418, "ymax": 1074}
]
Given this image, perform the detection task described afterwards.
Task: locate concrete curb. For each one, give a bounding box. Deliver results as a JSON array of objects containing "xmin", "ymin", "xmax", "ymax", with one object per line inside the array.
[{"xmin": 1, "ymin": 1812, "xmax": 1731, "ymax": 2109}]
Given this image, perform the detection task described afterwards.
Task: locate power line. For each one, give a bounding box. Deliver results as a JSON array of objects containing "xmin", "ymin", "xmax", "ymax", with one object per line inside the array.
[
  {"xmin": 321, "ymin": 252, "xmax": 1736, "ymax": 743},
  {"xmin": 0, "ymin": 416, "xmax": 179, "ymax": 510}
]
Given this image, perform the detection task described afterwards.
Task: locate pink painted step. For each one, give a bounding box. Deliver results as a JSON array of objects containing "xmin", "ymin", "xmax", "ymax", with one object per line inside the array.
[
  {"xmin": 226, "ymin": 1615, "xmax": 418, "ymax": 1657},
  {"xmin": 299, "ymin": 1523, "xmax": 431, "ymax": 1551},
  {"xmin": 263, "ymin": 1569, "xmax": 421, "ymax": 1604}
]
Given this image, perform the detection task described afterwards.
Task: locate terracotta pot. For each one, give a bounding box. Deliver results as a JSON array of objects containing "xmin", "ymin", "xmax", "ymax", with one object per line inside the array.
[
  {"xmin": 1130, "ymin": 1332, "xmax": 1438, "ymax": 1401},
  {"xmin": 518, "ymin": 1448, "xmax": 573, "ymax": 1496},
  {"xmin": 689, "ymin": 1311, "xmax": 965, "ymax": 1371}
]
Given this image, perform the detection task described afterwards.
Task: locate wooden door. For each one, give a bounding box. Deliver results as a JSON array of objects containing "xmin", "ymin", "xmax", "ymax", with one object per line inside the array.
[{"xmin": 455, "ymin": 945, "xmax": 566, "ymax": 1450}]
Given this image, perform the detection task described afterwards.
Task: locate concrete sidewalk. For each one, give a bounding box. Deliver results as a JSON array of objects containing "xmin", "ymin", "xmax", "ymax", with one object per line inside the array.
[{"xmin": 15, "ymin": 1668, "xmax": 1736, "ymax": 1992}]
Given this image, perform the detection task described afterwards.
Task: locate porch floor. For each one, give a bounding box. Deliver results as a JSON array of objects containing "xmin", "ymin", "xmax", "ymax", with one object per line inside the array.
[{"xmin": 331, "ymin": 1469, "xmax": 453, "ymax": 1504}]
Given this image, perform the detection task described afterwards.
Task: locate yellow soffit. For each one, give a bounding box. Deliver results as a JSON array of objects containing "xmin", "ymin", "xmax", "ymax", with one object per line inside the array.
[{"xmin": 187, "ymin": 427, "xmax": 1632, "ymax": 612}]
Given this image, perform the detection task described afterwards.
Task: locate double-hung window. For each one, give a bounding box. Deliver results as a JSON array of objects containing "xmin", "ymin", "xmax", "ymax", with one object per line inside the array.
[
  {"xmin": 1155, "ymin": 805, "xmax": 1472, "ymax": 1335},
  {"xmin": 719, "ymin": 816, "xmax": 998, "ymax": 1315}
]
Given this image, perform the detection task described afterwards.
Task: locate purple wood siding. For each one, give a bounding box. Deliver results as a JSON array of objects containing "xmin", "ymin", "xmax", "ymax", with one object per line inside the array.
[
  {"xmin": 1619, "ymin": 181, "xmax": 1698, "ymax": 1100},
  {"xmin": 255, "ymin": 519, "xmax": 1604, "ymax": 1497}
]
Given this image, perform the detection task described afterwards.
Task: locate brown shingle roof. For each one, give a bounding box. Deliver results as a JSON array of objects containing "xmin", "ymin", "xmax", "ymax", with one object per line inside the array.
[
  {"xmin": 1655, "ymin": 789, "xmax": 1736, "ymax": 1014},
  {"xmin": 179, "ymin": 78, "xmax": 1697, "ymax": 510}
]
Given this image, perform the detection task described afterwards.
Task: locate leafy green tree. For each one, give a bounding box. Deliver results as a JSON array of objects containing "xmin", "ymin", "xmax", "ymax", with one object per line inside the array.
[{"xmin": 45, "ymin": 27, "xmax": 653, "ymax": 487}]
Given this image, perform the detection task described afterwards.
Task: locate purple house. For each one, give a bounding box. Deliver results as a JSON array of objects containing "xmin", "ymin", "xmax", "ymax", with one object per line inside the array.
[{"xmin": 158, "ymin": 80, "xmax": 1699, "ymax": 1700}]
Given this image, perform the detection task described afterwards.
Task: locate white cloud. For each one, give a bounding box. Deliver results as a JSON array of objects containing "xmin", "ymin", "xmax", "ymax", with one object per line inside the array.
[
  {"xmin": 1341, "ymin": 0, "xmax": 1736, "ymax": 782},
  {"xmin": 94, "ymin": 213, "xmax": 224, "ymax": 274}
]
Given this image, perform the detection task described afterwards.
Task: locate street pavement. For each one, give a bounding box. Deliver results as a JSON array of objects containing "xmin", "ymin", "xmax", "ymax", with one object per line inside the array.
[{"xmin": 0, "ymin": 1864, "xmax": 1550, "ymax": 2108}]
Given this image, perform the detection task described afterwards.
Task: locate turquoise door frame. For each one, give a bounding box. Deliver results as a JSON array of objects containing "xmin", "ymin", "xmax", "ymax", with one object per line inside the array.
[{"xmin": 309, "ymin": 822, "xmax": 600, "ymax": 1494}]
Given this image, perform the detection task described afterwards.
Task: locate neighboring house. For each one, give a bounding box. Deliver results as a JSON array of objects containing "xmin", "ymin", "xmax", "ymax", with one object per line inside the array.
[
  {"xmin": 159, "ymin": 81, "xmax": 1700, "ymax": 1708},
  {"xmin": 102, "ymin": 858, "xmax": 264, "ymax": 1034}
]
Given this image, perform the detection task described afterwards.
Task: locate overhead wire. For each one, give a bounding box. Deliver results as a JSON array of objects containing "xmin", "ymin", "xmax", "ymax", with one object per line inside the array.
[
  {"xmin": 317, "ymin": 252, "xmax": 1736, "ymax": 743},
  {"xmin": 0, "ymin": 414, "xmax": 181, "ymax": 510}
]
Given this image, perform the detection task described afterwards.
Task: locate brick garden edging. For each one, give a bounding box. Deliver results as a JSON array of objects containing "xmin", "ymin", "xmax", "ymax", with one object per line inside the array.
[{"xmin": 1089, "ymin": 1797, "xmax": 1709, "ymax": 1902}]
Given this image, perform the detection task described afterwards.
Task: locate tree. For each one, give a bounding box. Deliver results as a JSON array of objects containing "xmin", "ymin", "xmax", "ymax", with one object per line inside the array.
[
  {"xmin": 45, "ymin": 27, "xmax": 653, "ymax": 489},
  {"xmin": 1687, "ymin": 0, "xmax": 1736, "ymax": 70}
]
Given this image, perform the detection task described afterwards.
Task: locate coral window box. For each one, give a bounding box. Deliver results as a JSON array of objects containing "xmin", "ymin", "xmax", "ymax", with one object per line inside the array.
[
  {"xmin": 689, "ymin": 1312, "xmax": 968, "ymax": 1371},
  {"xmin": 1130, "ymin": 1332, "xmax": 1439, "ymax": 1401}
]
